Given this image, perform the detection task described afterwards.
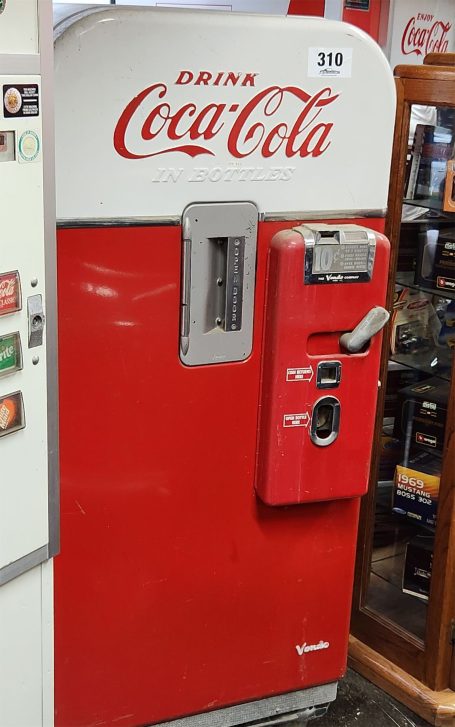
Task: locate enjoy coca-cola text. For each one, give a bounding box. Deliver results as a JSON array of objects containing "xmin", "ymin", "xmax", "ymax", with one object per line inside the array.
[{"xmin": 401, "ymin": 13, "xmax": 452, "ymax": 57}]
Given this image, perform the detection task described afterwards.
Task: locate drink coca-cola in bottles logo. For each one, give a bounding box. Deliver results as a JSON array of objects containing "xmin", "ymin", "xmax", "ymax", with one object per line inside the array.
[
  {"xmin": 0, "ymin": 271, "xmax": 21, "ymax": 316},
  {"xmin": 401, "ymin": 12, "xmax": 452, "ymax": 58},
  {"xmin": 113, "ymin": 70, "xmax": 339, "ymax": 184}
]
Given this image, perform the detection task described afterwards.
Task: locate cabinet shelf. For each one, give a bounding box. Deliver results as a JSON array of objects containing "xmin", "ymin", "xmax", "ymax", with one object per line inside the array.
[
  {"xmin": 368, "ymin": 550, "xmax": 427, "ymax": 641},
  {"xmin": 367, "ymin": 485, "xmax": 429, "ymax": 640},
  {"xmin": 404, "ymin": 197, "xmax": 455, "ymax": 215},
  {"xmin": 389, "ymin": 350, "xmax": 452, "ymax": 381},
  {"xmin": 395, "ymin": 271, "xmax": 455, "ymax": 302}
]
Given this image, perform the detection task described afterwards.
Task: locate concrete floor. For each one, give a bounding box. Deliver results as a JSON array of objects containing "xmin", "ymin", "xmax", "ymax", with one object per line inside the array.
[{"xmin": 316, "ymin": 669, "xmax": 430, "ymax": 726}]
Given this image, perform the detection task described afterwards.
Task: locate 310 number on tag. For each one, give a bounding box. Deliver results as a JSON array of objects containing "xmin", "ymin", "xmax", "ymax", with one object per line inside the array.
[{"xmin": 308, "ymin": 48, "xmax": 353, "ymax": 78}]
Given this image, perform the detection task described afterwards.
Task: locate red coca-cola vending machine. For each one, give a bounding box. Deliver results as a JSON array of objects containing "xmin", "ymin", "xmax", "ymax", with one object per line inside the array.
[{"xmin": 54, "ymin": 6, "xmax": 395, "ymax": 727}]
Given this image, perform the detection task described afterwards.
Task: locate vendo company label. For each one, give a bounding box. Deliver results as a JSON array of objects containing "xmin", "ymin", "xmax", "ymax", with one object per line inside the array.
[
  {"xmin": 0, "ymin": 271, "xmax": 21, "ymax": 316},
  {"xmin": 114, "ymin": 69, "xmax": 340, "ymax": 163},
  {"xmin": 401, "ymin": 12, "xmax": 452, "ymax": 57}
]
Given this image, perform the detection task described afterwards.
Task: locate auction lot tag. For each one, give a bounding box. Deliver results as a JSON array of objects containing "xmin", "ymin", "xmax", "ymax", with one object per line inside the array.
[{"xmin": 308, "ymin": 48, "xmax": 353, "ymax": 78}]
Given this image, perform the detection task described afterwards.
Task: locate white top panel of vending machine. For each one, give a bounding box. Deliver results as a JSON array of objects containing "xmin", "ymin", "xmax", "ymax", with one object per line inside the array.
[
  {"xmin": 54, "ymin": 6, "xmax": 396, "ymax": 221},
  {"xmin": 0, "ymin": 0, "xmax": 38, "ymax": 54}
]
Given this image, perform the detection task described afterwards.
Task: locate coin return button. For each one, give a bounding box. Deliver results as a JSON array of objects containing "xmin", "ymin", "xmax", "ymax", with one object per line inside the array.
[{"xmin": 316, "ymin": 361, "xmax": 341, "ymax": 389}]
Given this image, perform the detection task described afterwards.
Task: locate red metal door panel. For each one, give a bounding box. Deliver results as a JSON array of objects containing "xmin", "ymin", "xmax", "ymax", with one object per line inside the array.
[
  {"xmin": 55, "ymin": 221, "xmax": 371, "ymax": 727},
  {"xmin": 256, "ymin": 226, "xmax": 390, "ymax": 506}
]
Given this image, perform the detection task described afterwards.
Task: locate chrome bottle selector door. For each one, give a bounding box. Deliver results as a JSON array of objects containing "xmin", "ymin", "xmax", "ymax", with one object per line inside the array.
[{"xmin": 180, "ymin": 202, "xmax": 258, "ymax": 366}]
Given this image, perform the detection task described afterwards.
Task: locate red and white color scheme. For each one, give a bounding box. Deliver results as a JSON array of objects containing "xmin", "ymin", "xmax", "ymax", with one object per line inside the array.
[
  {"xmin": 54, "ymin": 6, "xmax": 394, "ymax": 727},
  {"xmin": 54, "ymin": 7, "xmax": 393, "ymax": 220},
  {"xmin": 386, "ymin": 0, "xmax": 454, "ymax": 69}
]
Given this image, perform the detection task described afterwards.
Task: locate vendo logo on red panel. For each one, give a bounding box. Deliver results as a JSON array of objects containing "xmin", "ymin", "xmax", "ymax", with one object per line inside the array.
[
  {"xmin": 114, "ymin": 69, "xmax": 339, "ymax": 161},
  {"xmin": 401, "ymin": 12, "xmax": 452, "ymax": 57}
]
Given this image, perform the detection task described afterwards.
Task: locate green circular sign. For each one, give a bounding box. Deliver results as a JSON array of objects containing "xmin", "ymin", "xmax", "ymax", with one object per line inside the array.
[{"xmin": 18, "ymin": 130, "xmax": 40, "ymax": 162}]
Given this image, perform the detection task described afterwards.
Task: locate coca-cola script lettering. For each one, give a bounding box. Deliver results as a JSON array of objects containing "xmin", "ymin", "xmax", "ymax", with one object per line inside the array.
[
  {"xmin": 401, "ymin": 13, "xmax": 452, "ymax": 57},
  {"xmin": 114, "ymin": 76, "xmax": 339, "ymax": 161},
  {"xmin": 0, "ymin": 272, "xmax": 21, "ymax": 315}
]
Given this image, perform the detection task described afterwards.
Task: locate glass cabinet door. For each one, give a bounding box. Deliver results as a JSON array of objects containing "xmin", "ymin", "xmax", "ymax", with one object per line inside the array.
[{"xmin": 364, "ymin": 103, "xmax": 455, "ymax": 641}]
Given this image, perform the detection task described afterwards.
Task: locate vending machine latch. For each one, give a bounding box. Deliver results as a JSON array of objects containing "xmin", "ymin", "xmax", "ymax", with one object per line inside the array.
[{"xmin": 27, "ymin": 295, "xmax": 45, "ymax": 348}]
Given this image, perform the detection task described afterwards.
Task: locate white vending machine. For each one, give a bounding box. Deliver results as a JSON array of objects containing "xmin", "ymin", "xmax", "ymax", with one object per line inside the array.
[{"xmin": 0, "ymin": 1, "xmax": 57, "ymax": 725}]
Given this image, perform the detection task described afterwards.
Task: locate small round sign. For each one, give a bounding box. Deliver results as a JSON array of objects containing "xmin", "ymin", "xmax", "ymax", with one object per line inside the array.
[
  {"xmin": 4, "ymin": 87, "xmax": 21, "ymax": 114},
  {"xmin": 18, "ymin": 130, "xmax": 40, "ymax": 162}
]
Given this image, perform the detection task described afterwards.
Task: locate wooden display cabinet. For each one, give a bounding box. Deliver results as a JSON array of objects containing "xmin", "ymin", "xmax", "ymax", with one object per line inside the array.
[{"xmin": 350, "ymin": 59, "xmax": 455, "ymax": 725}]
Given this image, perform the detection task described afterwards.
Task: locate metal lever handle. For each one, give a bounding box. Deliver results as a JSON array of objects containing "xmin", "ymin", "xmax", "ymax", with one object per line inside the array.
[{"xmin": 339, "ymin": 306, "xmax": 389, "ymax": 353}]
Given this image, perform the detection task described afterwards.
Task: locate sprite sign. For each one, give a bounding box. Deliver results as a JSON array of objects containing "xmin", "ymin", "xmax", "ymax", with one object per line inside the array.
[{"xmin": 0, "ymin": 333, "xmax": 20, "ymax": 376}]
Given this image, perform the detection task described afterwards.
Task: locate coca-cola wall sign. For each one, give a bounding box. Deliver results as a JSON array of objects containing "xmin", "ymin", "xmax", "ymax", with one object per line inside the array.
[
  {"xmin": 54, "ymin": 6, "xmax": 395, "ymax": 219},
  {"xmin": 387, "ymin": 0, "xmax": 454, "ymax": 69}
]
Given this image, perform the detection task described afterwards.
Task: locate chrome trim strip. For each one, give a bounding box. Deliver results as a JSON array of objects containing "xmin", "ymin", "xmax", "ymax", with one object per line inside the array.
[
  {"xmin": 57, "ymin": 216, "xmax": 181, "ymax": 229},
  {"xmin": 0, "ymin": 545, "xmax": 49, "ymax": 586},
  {"xmin": 40, "ymin": 0, "xmax": 60, "ymax": 557},
  {"xmin": 151, "ymin": 683, "xmax": 338, "ymax": 727},
  {"xmin": 261, "ymin": 209, "xmax": 387, "ymax": 222},
  {"xmin": 53, "ymin": 6, "xmax": 111, "ymax": 41},
  {"xmin": 57, "ymin": 211, "xmax": 386, "ymax": 229}
]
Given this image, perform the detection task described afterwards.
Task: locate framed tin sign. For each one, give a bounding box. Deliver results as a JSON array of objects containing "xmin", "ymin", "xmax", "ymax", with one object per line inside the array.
[
  {"xmin": 0, "ymin": 390, "xmax": 25, "ymax": 437},
  {"xmin": 0, "ymin": 332, "xmax": 22, "ymax": 377},
  {"xmin": 0, "ymin": 270, "xmax": 21, "ymax": 316}
]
